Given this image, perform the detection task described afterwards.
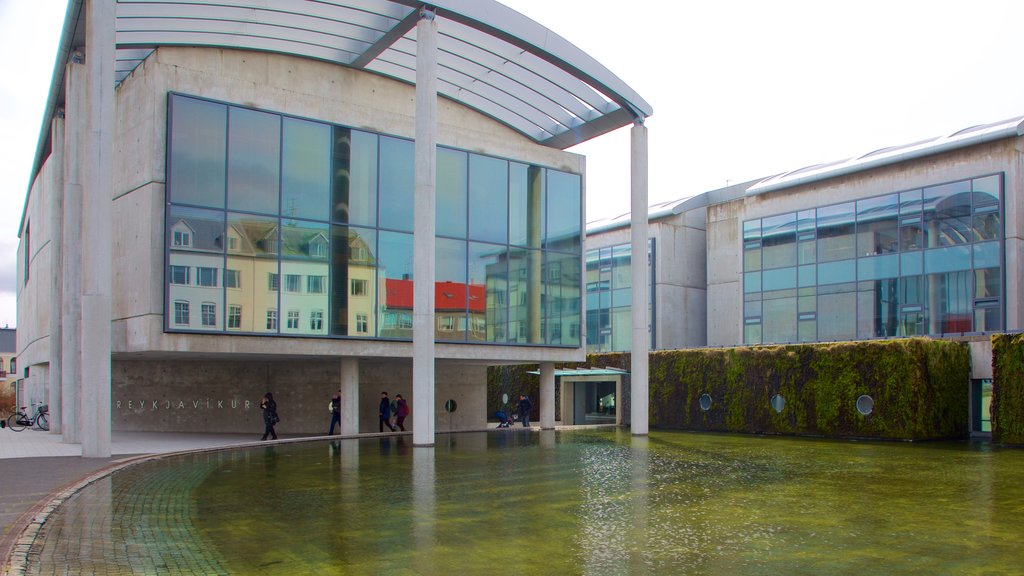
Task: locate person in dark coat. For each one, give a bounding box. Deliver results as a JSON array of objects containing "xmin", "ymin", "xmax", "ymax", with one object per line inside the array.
[
  {"xmin": 328, "ymin": 392, "xmax": 341, "ymax": 435},
  {"xmin": 379, "ymin": 391, "xmax": 395, "ymax": 432},
  {"xmin": 394, "ymin": 394, "xmax": 410, "ymax": 431},
  {"xmin": 517, "ymin": 394, "xmax": 533, "ymax": 428},
  {"xmin": 261, "ymin": 392, "xmax": 279, "ymax": 441}
]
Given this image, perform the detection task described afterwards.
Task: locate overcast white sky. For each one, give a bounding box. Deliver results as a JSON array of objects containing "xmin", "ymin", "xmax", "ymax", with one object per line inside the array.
[{"xmin": 2, "ymin": 0, "xmax": 1024, "ymax": 329}]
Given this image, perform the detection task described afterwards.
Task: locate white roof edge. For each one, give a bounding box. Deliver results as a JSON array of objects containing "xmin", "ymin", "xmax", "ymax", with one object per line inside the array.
[
  {"xmin": 410, "ymin": 0, "xmax": 653, "ymax": 119},
  {"xmin": 746, "ymin": 117, "xmax": 1024, "ymax": 196}
]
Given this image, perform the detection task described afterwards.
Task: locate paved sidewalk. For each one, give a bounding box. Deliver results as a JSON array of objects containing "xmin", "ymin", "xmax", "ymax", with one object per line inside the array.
[{"xmin": 0, "ymin": 427, "xmax": 280, "ymax": 459}]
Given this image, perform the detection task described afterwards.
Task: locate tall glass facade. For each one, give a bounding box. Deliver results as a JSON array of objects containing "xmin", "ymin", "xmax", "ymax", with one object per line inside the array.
[
  {"xmin": 585, "ymin": 240, "xmax": 655, "ymax": 353},
  {"xmin": 166, "ymin": 93, "xmax": 582, "ymax": 346},
  {"xmin": 743, "ymin": 174, "xmax": 1003, "ymax": 344}
]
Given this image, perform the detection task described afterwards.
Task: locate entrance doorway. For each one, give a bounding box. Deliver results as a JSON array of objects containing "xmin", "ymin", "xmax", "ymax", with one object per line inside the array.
[
  {"xmin": 573, "ymin": 380, "xmax": 616, "ymax": 425},
  {"xmin": 971, "ymin": 378, "xmax": 993, "ymax": 435}
]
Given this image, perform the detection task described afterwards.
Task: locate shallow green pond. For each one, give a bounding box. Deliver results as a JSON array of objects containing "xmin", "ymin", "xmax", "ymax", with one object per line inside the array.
[{"xmin": 27, "ymin": 430, "xmax": 1024, "ymax": 574}]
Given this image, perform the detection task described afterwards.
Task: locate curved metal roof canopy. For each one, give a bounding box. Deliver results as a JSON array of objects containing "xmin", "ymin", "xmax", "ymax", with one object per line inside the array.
[{"xmin": 34, "ymin": 0, "xmax": 652, "ymax": 181}]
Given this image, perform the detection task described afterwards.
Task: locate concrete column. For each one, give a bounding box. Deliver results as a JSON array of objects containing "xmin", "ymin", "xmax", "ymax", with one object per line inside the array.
[
  {"xmin": 630, "ymin": 120, "xmax": 649, "ymax": 436},
  {"xmin": 412, "ymin": 8, "xmax": 438, "ymax": 447},
  {"xmin": 61, "ymin": 56, "xmax": 86, "ymax": 445},
  {"xmin": 539, "ymin": 362, "xmax": 555, "ymax": 429},
  {"xmin": 48, "ymin": 114, "xmax": 65, "ymax": 434},
  {"xmin": 80, "ymin": 0, "xmax": 115, "ymax": 458},
  {"xmin": 527, "ymin": 167, "xmax": 543, "ymax": 343},
  {"xmin": 340, "ymin": 358, "xmax": 359, "ymax": 435}
]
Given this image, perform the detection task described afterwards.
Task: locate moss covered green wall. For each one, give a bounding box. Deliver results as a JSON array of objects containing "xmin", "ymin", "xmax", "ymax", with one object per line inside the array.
[
  {"xmin": 992, "ymin": 333, "xmax": 1024, "ymax": 444},
  {"xmin": 488, "ymin": 338, "xmax": 970, "ymax": 440}
]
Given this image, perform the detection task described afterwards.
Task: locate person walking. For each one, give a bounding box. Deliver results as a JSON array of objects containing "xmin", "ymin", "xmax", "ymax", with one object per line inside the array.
[
  {"xmin": 517, "ymin": 394, "xmax": 533, "ymax": 428},
  {"xmin": 260, "ymin": 392, "xmax": 279, "ymax": 441},
  {"xmin": 394, "ymin": 394, "xmax": 409, "ymax": 431},
  {"xmin": 328, "ymin": 392, "xmax": 341, "ymax": 435},
  {"xmin": 379, "ymin": 391, "xmax": 395, "ymax": 432}
]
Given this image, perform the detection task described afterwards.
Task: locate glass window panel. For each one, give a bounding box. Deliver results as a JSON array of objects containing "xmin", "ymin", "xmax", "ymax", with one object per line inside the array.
[
  {"xmin": 330, "ymin": 226, "xmax": 378, "ymax": 337},
  {"xmin": 546, "ymin": 170, "xmax": 582, "ymax": 253},
  {"xmin": 761, "ymin": 213, "xmax": 797, "ymax": 269},
  {"xmin": 281, "ymin": 117, "xmax": 330, "ymax": 221},
  {"xmin": 544, "ymin": 251, "xmax": 581, "ymax": 346},
  {"xmin": 611, "ymin": 245, "xmax": 632, "ymax": 289},
  {"xmin": 169, "ymin": 95, "xmax": 226, "ymax": 208},
  {"xmin": 744, "ymin": 300, "xmax": 762, "ymax": 319},
  {"xmin": 469, "ymin": 155, "xmax": 508, "ymax": 243},
  {"xmin": 974, "ymin": 267, "xmax": 1001, "ymax": 300},
  {"xmin": 378, "ymin": 136, "xmax": 414, "ymax": 232},
  {"xmin": 900, "ymin": 189, "xmax": 921, "ymax": 214},
  {"xmin": 798, "ymin": 264, "xmax": 816, "ymax": 287},
  {"xmin": 973, "ymin": 241, "xmax": 1000, "ymax": 269},
  {"xmin": 974, "ymin": 302, "xmax": 1001, "ymax": 332},
  {"xmin": 797, "ymin": 210, "xmax": 816, "ymax": 231},
  {"xmin": 378, "ymin": 231, "xmax": 414, "ymax": 339},
  {"xmin": 858, "ymin": 278, "xmax": 899, "ymax": 338},
  {"xmin": 972, "ymin": 175, "xmax": 1001, "ymax": 207},
  {"xmin": 927, "ymin": 271, "xmax": 972, "ymax": 333},
  {"xmin": 436, "ymin": 238, "xmax": 467, "ymax": 341},
  {"xmin": 743, "ymin": 219, "xmax": 761, "ymax": 240},
  {"xmin": 278, "ymin": 219, "xmax": 330, "ymax": 335},
  {"xmin": 744, "ymin": 245, "xmax": 762, "ymax": 272},
  {"xmin": 762, "ymin": 297, "xmax": 797, "ymax": 344},
  {"xmin": 902, "ymin": 275, "xmax": 924, "ymax": 307},
  {"xmin": 900, "ymin": 252, "xmax": 922, "ymax": 276},
  {"xmin": 226, "ymin": 212, "xmax": 278, "ymax": 333},
  {"xmin": 798, "ymin": 240, "xmax": 815, "ymax": 265},
  {"xmin": 856, "ymin": 194, "xmax": 898, "ymax": 256},
  {"xmin": 612, "ymin": 288, "xmax": 631, "ymax": 308},
  {"xmin": 900, "ymin": 219, "xmax": 923, "ymax": 251},
  {"xmin": 762, "ymin": 267, "xmax": 796, "ymax": 291},
  {"xmin": 167, "ymin": 206, "xmax": 225, "ymax": 332},
  {"xmin": 924, "ymin": 245, "xmax": 971, "ymax": 274},
  {"xmin": 468, "ymin": 242, "xmax": 507, "ymax": 343},
  {"xmin": 818, "ymin": 291, "xmax": 856, "ymax": 341},
  {"xmin": 816, "ymin": 203, "xmax": 855, "ymax": 262},
  {"xmin": 332, "ymin": 129, "xmax": 379, "ymax": 227},
  {"xmin": 817, "ymin": 259, "xmax": 855, "ymax": 285},
  {"xmin": 744, "ymin": 271, "xmax": 761, "ymax": 293},
  {"xmin": 437, "ymin": 148, "xmax": 468, "ymax": 238},
  {"xmin": 507, "ymin": 247, "xmax": 543, "ymax": 344},
  {"xmin": 857, "ymin": 254, "xmax": 898, "ymax": 281},
  {"xmin": 923, "ymin": 180, "xmax": 972, "ymax": 247},
  {"xmin": 611, "ymin": 307, "xmax": 631, "ymax": 351},
  {"xmin": 227, "ymin": 107, "xmax": 280, "ymax": 215},
  {"xmin": 900, "ymin": 311, "xmax": 925, "ymax": 336},
  {"xmin": 744, "ymin": 323, "xmax": 762, "ymax": 345},
  {"xmin": 509, "ymin": 163, "xmax": 543, "ymax": 248}
]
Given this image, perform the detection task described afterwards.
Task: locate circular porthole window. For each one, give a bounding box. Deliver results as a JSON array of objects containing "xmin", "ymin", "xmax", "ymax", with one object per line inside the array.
[
  {"xmin": 699, "ymin": 394, "xmax": 712, "ymax": 411},
  {"xmin": 856, "ymin": 394, "xmax": 874, "ymax": 416},
  {"xmin": 444, "ymin": 399, "xmax": 458, "ymax": 413},
  {"xmin": 770, "ymin": 394, "xmax": 786, "ymax": 413}
]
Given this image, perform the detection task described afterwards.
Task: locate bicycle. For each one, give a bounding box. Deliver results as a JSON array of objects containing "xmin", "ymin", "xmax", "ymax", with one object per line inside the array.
[{"xmin": 7, "ymin": 403, "xmax": 49, "ymax": 432}]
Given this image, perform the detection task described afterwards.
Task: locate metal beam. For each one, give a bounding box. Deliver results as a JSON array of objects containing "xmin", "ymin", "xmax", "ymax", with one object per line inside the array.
[{"xmin": 351, "ymin": 6, "xmax": 420, "ymax": 69}]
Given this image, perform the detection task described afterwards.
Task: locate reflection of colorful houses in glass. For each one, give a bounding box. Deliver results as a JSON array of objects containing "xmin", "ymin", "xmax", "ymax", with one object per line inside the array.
[{"xmin": 383, "ymin": 279, "xmax": 486, "ymax": 340}]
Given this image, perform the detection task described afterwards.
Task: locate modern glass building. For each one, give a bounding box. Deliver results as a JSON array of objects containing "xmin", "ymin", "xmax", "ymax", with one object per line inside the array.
[
  {"xmin": 15, "ymin": 0, "xmax": 653, "ymax": 454},
  {"xmin": 741, "ymin": 174, "xmax": 1002, "ymax": 344}
]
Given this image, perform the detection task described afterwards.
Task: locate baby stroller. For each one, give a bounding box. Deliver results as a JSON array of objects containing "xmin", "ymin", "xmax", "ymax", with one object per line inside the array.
[{"xmin": 494, "ymin": 410, "xmax": 516, "ymax": 428}]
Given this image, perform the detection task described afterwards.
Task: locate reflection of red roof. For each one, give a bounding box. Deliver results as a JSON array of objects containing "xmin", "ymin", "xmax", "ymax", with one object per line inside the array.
[{"xmin": 385, "ymin": 279, "xmax": 485, "ymax": 312}]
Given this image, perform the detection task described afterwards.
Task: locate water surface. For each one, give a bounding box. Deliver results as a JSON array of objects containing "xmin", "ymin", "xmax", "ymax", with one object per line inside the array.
[{"xmin": 26, "ymin": 430, "xmax": 1024, "ymax": 574}]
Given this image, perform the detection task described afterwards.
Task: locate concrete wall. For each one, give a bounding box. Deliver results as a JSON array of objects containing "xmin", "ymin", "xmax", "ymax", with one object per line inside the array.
[
  {"xmin": 112, "ymin": 359, "xmax": 486, "ymax": 434},
  {"xmin": 707, "ymin": 138, "xmax": 1024, "ymax": 347}
]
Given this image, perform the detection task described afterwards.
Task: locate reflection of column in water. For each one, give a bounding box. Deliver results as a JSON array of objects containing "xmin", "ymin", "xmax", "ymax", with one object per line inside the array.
[
  {"xmin": 539, "ymin": 429, "xmax": 555, "ymax": 451},
  {"xmin": 628, "ymin": 435, "xmax": 651, "ymax": 572},
  {"xmin": 412, "ymin": 446, "xmax": 436, "ymax": 564},
  {"xmin": 341, "ymin": 439, "xmax": 360, "ymax": 503}
]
